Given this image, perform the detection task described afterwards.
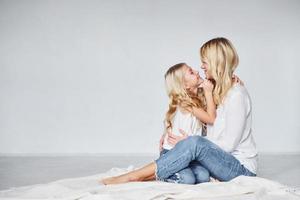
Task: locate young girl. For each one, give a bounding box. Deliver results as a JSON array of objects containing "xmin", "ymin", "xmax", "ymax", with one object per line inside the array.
[{"xmin": 101, "ymin": 62, "xmax": 216, "ymax": 185}]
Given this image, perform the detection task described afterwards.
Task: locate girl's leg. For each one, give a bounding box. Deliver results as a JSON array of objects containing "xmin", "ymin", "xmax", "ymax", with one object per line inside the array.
[
  {"xmin": 141, "ymin": 149, "xmax": 167, "ymax": 182},
  {"xmin": 143, "ymin": 174, "xmax": 156, "ymax": 181},
  {"xmin": 101, "ymin": 148, "xmax": 168, "ymax": 185},
  {"xmin": 189, "ymin": 161, "xmax": 210, "ymax": 183},
  {"xmin": 165, "ymin": 167, "xmax": 196, "ymax": 184},
  {"xmin": 156, "ymin": 136, "xmax": 255, "ymax": 182},
  {"xmin": 145, "ymin": 149, "xmax": 197, "ymax": 185},
  {"xmin": 101, "ymin": 162, "xmax": 156, "ymax": 185}
]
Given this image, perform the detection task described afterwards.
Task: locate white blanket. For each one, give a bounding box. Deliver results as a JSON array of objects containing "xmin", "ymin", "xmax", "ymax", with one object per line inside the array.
[{"xmin": 0, "ymin": 166, "xmax": 299, "ymax": 200}]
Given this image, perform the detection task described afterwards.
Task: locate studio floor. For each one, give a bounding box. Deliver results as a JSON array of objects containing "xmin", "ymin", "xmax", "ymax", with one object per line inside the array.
[{"xmin": 0, "ymin": 154, "xmax": 299, "ymax": 191}]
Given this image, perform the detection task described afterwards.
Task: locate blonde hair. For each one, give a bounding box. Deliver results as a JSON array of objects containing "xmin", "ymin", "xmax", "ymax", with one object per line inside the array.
[
  {"xmin": 164, "ymin": 63, "xmax": 206, "ymax": 130},
  {"xmin": 200, "ymin": 37, "xmax": 239, "ymax": 106}
]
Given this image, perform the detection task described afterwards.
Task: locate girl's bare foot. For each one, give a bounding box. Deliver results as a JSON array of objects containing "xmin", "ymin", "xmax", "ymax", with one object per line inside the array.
[
  {"xmin": 100, "ymin": 163, "xmax": 156, "ymax": 185},
  {"xmin": 100, "ymin": 174, "xmax": 138, "ymax": 185}
]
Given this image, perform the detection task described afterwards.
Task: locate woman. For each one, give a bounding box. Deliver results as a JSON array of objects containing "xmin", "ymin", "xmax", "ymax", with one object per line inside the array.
[{"xmin": 102, "ymin": 37, "xmax": 258, "ymax": 184}]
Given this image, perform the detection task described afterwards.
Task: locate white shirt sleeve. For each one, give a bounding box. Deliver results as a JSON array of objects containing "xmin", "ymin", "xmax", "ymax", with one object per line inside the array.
[{"xmin": 210, "ymin": 91, "xmax": 248, "ymax": 152}]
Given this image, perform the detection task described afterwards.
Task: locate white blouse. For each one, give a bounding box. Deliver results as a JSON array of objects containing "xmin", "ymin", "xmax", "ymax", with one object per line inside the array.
[
  {"xmin": 163, "ymin": 109, "xmax": 202, "ymax": 150},
  {"xmin": 206, "ymin": 84, "xmax": 258, "ymax": 174}
]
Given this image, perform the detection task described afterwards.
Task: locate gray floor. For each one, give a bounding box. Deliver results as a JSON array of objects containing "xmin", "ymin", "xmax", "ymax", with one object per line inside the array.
[{"xmin": 0, "ymin": 154, "xmax": 299, "ymax": 191}]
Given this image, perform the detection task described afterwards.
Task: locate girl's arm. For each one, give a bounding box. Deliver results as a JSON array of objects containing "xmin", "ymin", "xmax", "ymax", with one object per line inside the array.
[
  {"xmin": 166, "ymin": 80, "xmax": 216, "ymax": 147},
  {"xmin": 192, "ymin": 80, "xmax": 216, "ymax": 124},
  {"xmin": 159, "ymin": 131, "xmax": 166, "ymax": 152}
]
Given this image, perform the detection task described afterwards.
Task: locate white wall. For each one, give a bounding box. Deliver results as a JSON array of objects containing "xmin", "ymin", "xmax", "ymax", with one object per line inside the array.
[{"xmin": 0, "ymin": 0, "xmax": 299, "ymax": 154}]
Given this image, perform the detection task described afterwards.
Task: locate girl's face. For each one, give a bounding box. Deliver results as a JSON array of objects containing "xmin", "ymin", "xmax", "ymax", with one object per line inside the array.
[
  {"xmin": 201, "ymin": 61, "xmax": 212, "ymax": 79},
  {"xmin": 183, "ymin": 65, "xmax": 203, "ymax": 90}
]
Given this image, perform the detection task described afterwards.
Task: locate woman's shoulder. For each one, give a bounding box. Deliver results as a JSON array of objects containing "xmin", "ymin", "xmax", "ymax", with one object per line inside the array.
[
  {"xmin": 229, "ymin": 83, "xmax": 249, "ymax": 97},
  {"xmin": 224, "ymin": 84, "xmax": 251, "ymax": 105}
]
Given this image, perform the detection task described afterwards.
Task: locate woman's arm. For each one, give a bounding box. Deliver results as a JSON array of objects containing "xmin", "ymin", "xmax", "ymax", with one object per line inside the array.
[
  {"xmin": 167, "ymin": 128, "xmax": 188, "ymax": 146},
  {"xmin": 192, "ymin": 80, "xmax": 216, "ymax": 124},
  {"xmin": 210, "ymin": 90, "xmax": 248, "ymax": 152}
]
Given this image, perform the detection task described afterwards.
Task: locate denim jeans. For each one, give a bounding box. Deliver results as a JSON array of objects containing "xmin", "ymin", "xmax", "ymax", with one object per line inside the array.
[
  {"xmin": 156, "ymin": 136, "xmax": 256, "ymax": 183},
  {"xmin": 159, "ymin": 149, "xmax": 210, "ymax": 184}
]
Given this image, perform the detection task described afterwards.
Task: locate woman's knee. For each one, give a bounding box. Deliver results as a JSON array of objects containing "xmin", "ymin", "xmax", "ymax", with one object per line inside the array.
[
  {"xmin": 183, "ymin": 136, "xmax": 207, "ymax": 149},
  {"xmin": 185, "ymin": 135, "xmax": 200, "ymax": 145}
]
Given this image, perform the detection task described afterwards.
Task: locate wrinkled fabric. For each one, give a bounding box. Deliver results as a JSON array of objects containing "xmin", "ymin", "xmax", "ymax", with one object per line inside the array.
[{"xmin": 0, "ymin": 166, "xmax": 299, "ymax": 200}]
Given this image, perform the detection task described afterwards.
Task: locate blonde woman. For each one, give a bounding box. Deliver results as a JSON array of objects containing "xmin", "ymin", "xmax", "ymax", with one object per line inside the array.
[
  {"xmin": 102, "ymin": 62, "xmax": 216, "ymax": 185},
  {"xmin": 157, "ymin": 38, "xmax": 257, "ymax": 181},
  {"xmin": 102, "ymin": 37, "xmax": 257, "ymax": 185}
]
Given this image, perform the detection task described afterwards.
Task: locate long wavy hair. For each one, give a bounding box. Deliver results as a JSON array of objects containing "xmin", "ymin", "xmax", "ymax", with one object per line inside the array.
[
  {"xmin": 200, "ymin": 37, "xmax": 239, "ymax": 106},
  {"xmin": 164, "ymin": 63, "xmax": 206, "ymax": 130}
]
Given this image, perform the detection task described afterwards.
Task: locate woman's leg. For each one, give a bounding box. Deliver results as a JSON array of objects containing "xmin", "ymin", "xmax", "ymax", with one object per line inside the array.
[{"xmin": 156, "ymin": 136, "xmax": 255, "ymax": 182}]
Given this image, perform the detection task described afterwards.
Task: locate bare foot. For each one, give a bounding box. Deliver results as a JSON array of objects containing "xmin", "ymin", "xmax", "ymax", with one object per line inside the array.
[
  {"xmin": 100, "ymin": 163, "xmax": 156, "ymax": 185},
  {"xmin": 100, "ymin": 175, "xmax": 137, "ymax": 185}
]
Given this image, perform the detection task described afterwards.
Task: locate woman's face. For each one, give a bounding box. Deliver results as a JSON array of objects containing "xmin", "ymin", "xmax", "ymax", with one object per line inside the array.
[
  {"xmin": 201, "ymin": 61, "xmax": 212, "ymax": 79},
  {"xmin": 183, "ymin": 65, "xmax": 203, "ymax": 90}
]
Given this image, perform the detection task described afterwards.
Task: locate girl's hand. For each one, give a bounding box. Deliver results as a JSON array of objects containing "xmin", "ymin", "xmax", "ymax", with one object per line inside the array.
[
  {"xmin": 159, "ymin": 133, "xmax": 166, "ymax": 152},
  {"xmin": 167, "ymin": 129, "xmax": 188, "ymax": 147},
  {"xmin": 232, "ymin": 75, "xmax": 244, "ymax": 86},
  {"xmin": 199, "ymin": 79, "xmax": 214, "ymax": 93}
]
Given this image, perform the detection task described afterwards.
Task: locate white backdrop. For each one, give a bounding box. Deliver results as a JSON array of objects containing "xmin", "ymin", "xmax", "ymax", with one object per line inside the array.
[{"xmin": 0, "ymin": 0, "xmax": 299, "ymax": 154}]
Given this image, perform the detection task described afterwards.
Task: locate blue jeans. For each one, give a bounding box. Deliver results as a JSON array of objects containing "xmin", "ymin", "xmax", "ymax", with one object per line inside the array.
[
  {"xmin": 156, "ymin": 136, "xmax": 255, "ymax": 183},
  {"xmin": 159, "ymin": 149, "xmax": 210, "ymax": 184}
]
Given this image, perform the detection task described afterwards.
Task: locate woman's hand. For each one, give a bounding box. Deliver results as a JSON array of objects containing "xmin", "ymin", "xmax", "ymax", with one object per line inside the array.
[
  {"xmin": 167, "ymin": 129, "xmax": 188, "ymax": 147},
  {"xmin": 199, "ymin": 79, "xmax": 214, "ymax": 93},
  {"xmin": 159, "ymin": 133, "xmax": 166, "ymax": 152},
  {"xmin": 232, "ymin": 75, "xmax": 244, "ymax": 86}
]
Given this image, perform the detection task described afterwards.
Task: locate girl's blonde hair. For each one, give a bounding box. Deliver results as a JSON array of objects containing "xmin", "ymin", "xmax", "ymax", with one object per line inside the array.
[
  {"xmin": 164, "ymin": 63, "xmax": 206, "ymax": 130},
  {"xmin": 200, "ymin": 37, "xmax": 239, "ymax": 106}
]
